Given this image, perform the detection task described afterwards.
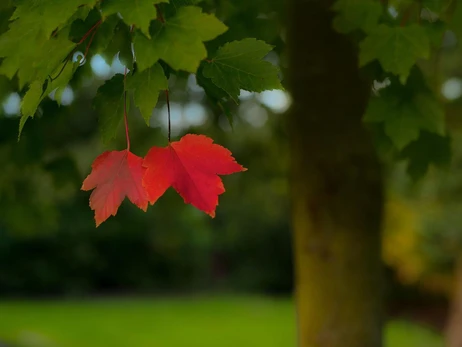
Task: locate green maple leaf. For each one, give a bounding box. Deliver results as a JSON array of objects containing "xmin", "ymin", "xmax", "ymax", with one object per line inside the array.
[
  {"xmin": 400, "ymin": 132, "xmax": 451, "ymax": 180},
  {"xmin": 102, "ymin": 0, "xmax": 168, "ymax": 38},
  {"xmin": 93, "ymin": 74, "xmax": 125, "ymax": 144},
  {"xmin": 364, "ymin": 91, "xmax": 445, "ymax": 150},
  {"xmin": 30, "ymin": 35, "xmax": 75, "ymax": 84},
  {"xmin": 133, "ymin": 29, "xmax": 159, "ymax": 72},
  {"xmin": 159, "ymin": 0, "xmax": 202, "ymax": 17},
  {"xmin": 69, "ymin": 8, "xmax": 102, "ymax": 42},
  {"xmin": 197, "ymin": 64, "xmax": 229, "ymax": 102},
  {"xmin": 10, "ymin": 0, "xmax": 98, "ymax": 38},
  {"xmin": 134, "ymin": 6, "xmax": 227, "ymax": 72},
  {"xmin": 105, "ymin": 21, "xmax": 133, "ymax": 68},
  {"xmin": 332, "ymin": 0, "xmax": 383, "ymax": 34},
  {"xmin": 196, "ymin": 64, "xmax": 233, "ymax": 124},
  {"xmin": 0, "ymin": 21, "xmax": 45, "ymax": 80},
  {"xmin": 66, "ymin": 4, "xmax": 94, "ymax": 27},
  {"xmin": 127, "ymin": 63, "xmax": 168, "ymax": 124},
  {"xmin": 71, "ymin": 15, "xmax": 120, "ymax": 56},
  {"xmin": 202, "ymin": 38, "xmax": 282, "ymax": 102},
  {"xmin": 359, "ymin": 24, "xmax": 430, "ymax": 84},
  {"xmin": 421, "ymin": 0, "xmax": 452, "ymax": 13},
  {"xmin": 0, "ymin": 6, "xmax": 14, "ymax": 35},
  {"xmin": 52, "ymin": 64, "xmax": 79, "ymax": 105},
  {"xmin": 19, "ymin": 81, "xmax": 44, "ymax": 135},
  {"xmin": 0, "ymin": 1, "xmax": 96, "ymax": 87},
  {"xmin": 168, "ymin": 0, "xmax": 201, "ymax": 8},
  {"xmin": 0, "ymin": 24, "xmax": 75, "ymax": 89},
  {"xmin": 19, "ymin": 62, "xmax": 80, "ymax": 136}
]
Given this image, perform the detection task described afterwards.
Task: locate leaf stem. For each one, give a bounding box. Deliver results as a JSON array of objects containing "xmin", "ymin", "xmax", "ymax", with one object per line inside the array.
[
  {"xmin": 400, "ymin": 3, "xmax": 416, "ymax": 26},
  {"xmin": 165, "ymin": 89, "xmax": 171, "ymax": 143},
  {"xmin": 124, "ymin": 67, "xmax": 130, "ymax": 151},
  {"xmin": 50, "ymin": 19, "xmax": 102, "ymax": 82},
  {"xmin": 50, "ymin": 58, "xmax": 70, "ymax": 82},
  {"xmin": 78, "ymin": 20, "xmax": 102, "ymax": 45},
  {"xmin": 83, "ymin": 27, "xmax": 98, "ymax": 61},
  {"xmin": 155, "ymin": 4, "xmax": 165, "ymax": 23}
]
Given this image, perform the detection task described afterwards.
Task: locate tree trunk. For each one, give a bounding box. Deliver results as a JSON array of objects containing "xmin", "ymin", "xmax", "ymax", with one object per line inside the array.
[
  {"xmin": 446, "ymin": 257, "xmax": 462, "ymax": 347},
  {"xmin": 286, "ymin": 1, "xmax": 384, "ymax": 346}
]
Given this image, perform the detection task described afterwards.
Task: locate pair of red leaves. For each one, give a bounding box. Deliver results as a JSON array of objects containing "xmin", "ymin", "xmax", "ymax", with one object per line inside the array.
[{"xmin": 81, "ymin": 134, "xmax": 246, "ymax": 226}]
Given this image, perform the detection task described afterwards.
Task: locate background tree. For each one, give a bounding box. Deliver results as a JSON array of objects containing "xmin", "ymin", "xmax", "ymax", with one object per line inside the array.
[
  {"xmin": 2, "ymin": 1, "xmax": 462, "ymax": 347},
  {"xmin": 287, "ymin": 0, "xmax": 460, "ymax": 346},
  {"xmin": 287, "ymin": 1, "xmax": 383, "ymax": 346}
]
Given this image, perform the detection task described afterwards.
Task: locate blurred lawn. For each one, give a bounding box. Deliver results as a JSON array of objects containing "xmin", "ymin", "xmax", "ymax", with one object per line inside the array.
[{"xmin": 0, "ymin": 296, "xmax": 442, "ymax": 347}]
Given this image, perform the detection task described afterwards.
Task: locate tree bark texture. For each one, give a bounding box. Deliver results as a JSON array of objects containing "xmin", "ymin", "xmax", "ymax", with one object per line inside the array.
[{"xmin": 286, "ymin": 1, "xmax": 384, "ymax": 346}]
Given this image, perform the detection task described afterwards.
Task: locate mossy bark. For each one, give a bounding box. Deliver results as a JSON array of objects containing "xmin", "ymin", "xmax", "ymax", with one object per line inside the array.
[{"xmin": 286, "ymin": 1, "xmax": 384, "ymax": 346}]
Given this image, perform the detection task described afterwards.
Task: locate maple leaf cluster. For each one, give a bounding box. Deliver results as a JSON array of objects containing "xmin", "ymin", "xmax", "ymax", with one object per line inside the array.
[
  {"xmin": 0, "ymin": 1, "xmax": 282, "ymax": 226},
  {"xmin": 81, "ymin": 134, "xmax": 246, "ymax": 226}
]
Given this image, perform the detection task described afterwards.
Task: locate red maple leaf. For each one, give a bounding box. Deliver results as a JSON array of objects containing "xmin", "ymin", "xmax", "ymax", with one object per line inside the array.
[
  {"xmin": 142, "ymin": 134, "xmax": 246, "ymax": 217},
  {"xmin": 81, "ymin": 150, "xmax": 148, "ymax": 226}
]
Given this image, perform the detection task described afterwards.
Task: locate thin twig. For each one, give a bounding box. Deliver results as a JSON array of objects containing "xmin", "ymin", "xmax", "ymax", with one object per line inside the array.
[
  {"xmin": 77, "ymin": 20, "xmax": 102, "ymax": 45},
  {"xmin": 50, "ymin": 19, "xmax": 102, "ymax": 82},
  {"xmin": 124, "ymin": 67, "xmax": 130, "ymax": 151},
  {"xmin": 49, "ymin": 58, "xmax": 71, "ymax": 82},
  {"xmin": 83, "ymin": 28, "xmax": 98, "ymax": 61},
  {"xmin": 400, "ymin": 3, "xmax": 415, "ymax": 26},
  {"xmin": 165, "ymin": 90, "xmax": 171, "ymax": 143},
  {"xmin": 155, "ymin": 4, "xmax": 165, "ymax": 23}
]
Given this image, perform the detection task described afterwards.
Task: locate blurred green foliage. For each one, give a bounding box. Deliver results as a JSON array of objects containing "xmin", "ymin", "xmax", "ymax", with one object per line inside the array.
[
  {"xmin": 0, "ymin": 0, "xmax": 293, "ymax": 297},
  {"xmin": 0, "ymin": 73, "xmax": 292, "ymax": 296},
  {"xmin": 1, "ymin": 0, "xmax": 462, "ymax": 315}
]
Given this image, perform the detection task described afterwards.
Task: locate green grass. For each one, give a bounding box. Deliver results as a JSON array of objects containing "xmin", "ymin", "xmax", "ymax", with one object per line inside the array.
[{"xmin": 0, "ymin": 296, "xmax": 443, "ymax": 347}]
